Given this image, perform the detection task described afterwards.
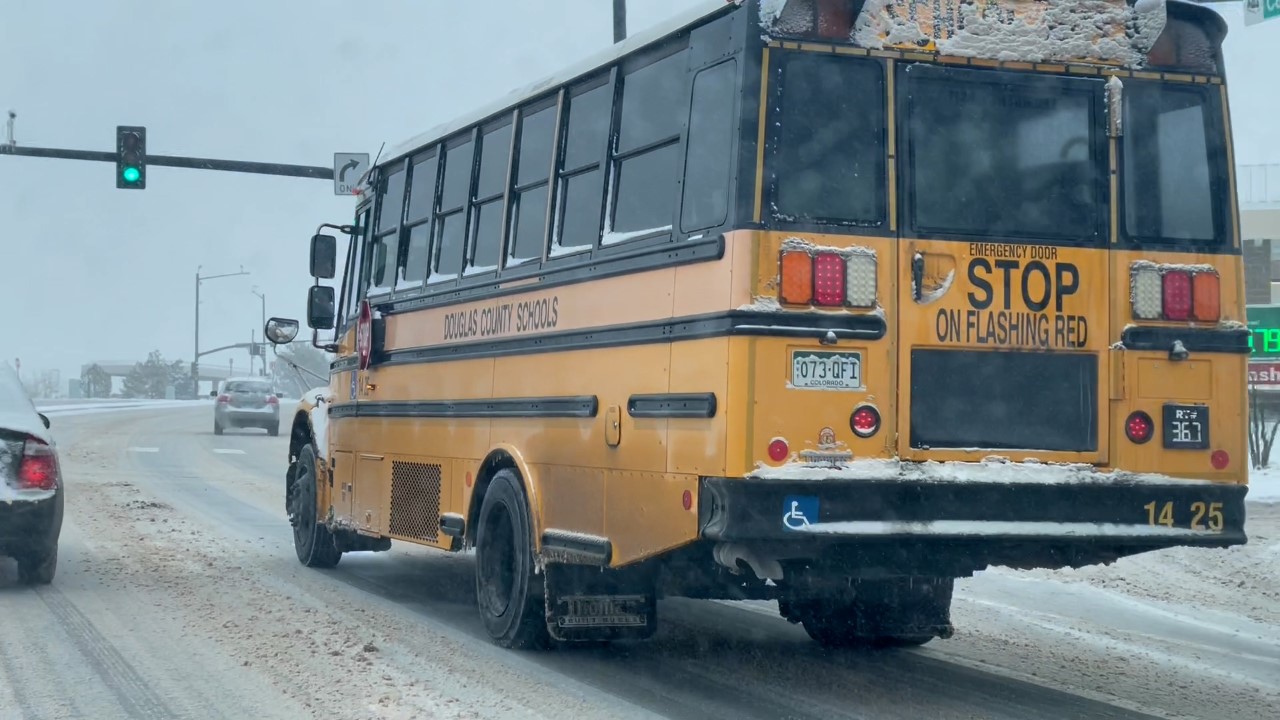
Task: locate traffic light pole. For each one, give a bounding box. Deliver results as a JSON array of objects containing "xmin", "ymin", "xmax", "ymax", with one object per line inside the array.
[{"xmin": 0, "ymin": 144, "xmax": 333, "ymax": 180}]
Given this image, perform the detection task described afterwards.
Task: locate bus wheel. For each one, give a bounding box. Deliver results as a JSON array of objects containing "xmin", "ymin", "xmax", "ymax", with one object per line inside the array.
[
  {"xmin": 475, "ymin": 469, "xmax": 548, "ymax": 649},
  {"xmin": 288, "ymin": 443, "xmax": 341, "ymax": 569}
]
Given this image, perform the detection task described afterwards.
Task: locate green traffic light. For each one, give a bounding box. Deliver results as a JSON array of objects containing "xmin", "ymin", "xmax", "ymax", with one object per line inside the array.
[{"xmin": 122, "ymin": 166, "xmax": 141, "ymax": 183}]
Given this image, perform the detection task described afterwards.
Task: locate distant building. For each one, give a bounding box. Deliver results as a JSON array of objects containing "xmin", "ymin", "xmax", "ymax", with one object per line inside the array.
[{"xmin": 1238, "ymin": 164, "xmax": 1280, "ymax": 302}]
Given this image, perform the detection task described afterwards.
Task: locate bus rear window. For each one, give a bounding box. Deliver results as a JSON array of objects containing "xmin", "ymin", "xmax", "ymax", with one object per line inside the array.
[
  {"xmin": 771, "ymin": 53, "xmax": 885, "ymax": 227},
  {"xmin": 1122, "ymin": 83, "xmax": 1223, "ymax": 245},
  {"xmin": 906, "ymin": 68, "xmax": 1102, "ymax": 242}
]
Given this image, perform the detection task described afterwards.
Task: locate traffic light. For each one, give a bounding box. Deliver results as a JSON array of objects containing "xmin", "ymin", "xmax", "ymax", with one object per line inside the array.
[{"xmin": 116, "ymin": 126, "xmax": 146, "ymax": 189}]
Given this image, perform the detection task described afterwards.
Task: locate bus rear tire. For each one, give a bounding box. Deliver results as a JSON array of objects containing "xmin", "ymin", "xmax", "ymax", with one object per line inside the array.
[
  {"xmin": 475, "ymin": 469, "xmax": 548, "ymax": 650},
  {"xmin": 289, "ymin": 444, "xmax": 341, "ymax": 569}
]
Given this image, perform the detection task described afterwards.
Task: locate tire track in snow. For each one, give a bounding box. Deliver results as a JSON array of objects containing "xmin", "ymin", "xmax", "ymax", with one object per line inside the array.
[
  {"xmin": 36, "ymin": 587, "xmax": 179, "ymax": 720},
  {"xmin": 0, "ymin": 625, "xmax": 40, "ymax": 720}
]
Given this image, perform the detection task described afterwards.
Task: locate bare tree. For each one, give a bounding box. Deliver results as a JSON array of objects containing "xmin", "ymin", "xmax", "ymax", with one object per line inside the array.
[{"xmin": 1247, "ymin": 381, "xmax": 1280, "ymax": 469}]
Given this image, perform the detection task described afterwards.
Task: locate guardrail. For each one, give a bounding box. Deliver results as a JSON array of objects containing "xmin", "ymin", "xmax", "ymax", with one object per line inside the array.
[{"xmin": 1240, "ymin": 164, "xmax": 1280, "ymax": 211}]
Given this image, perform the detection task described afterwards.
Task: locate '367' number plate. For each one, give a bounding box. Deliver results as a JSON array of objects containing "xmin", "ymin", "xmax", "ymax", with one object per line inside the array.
[{"xmin": 1163, "ymin": 404, "xmax": 1209, "ymax": 450}]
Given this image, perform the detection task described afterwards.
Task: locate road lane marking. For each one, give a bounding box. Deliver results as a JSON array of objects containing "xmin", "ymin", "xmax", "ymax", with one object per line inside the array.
[
  {"xmin": 212, "ymin": 448, "xmax": 246, "ymax": 455},
  {"xmin": 126, "ymin": 447, "xmax": 159, "ymax": 453}
]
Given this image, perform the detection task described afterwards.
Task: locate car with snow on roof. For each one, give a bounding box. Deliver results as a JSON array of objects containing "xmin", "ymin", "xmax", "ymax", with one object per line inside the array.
[{"xmin": 0, "ymin": 363, "xmax": 64, "ymax": 585}]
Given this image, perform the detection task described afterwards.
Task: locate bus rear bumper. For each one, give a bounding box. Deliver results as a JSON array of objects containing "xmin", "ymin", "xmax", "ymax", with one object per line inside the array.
[{"xmin": 698, "ymin": 475, "xmax": 1249, "ymax": 550}]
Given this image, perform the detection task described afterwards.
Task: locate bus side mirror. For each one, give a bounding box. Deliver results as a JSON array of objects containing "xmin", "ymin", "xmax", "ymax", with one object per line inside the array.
[
  {"xmin": 307, "ymin": 286, "xmax": 336, "ymax": 330},
  {"xmin": 264, "ymin": 317, "xmax": 300, "ymax": 345},
  {"xmin": 310, "ymin": 234, "xmax": 337, "ymax": 279}
]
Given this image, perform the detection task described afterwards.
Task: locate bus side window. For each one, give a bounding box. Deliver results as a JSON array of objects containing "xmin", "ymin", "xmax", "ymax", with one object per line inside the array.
[
  {"xmin": 553, "ymin": 75, "xmax": 613, "ymax": 256},
  {"xmin": 370, "ymin": 163, "xmax": 407, "ymax": 295},
  {"xmin": 608, "ymin": 46, "xmax": 687, "ymax": 244},
  {"xmin": 508, "ymin": 98, "xmax": 557, "ymax": 267},
  {"xmin": 431, "ymin": 134, "xmax": 475, "ymax": 283},
  {"xmin": 401, "ymin": 149, "xmax": 439, "ymax": 289},
  {"xmin": 681, "ymin": 59, "xmax": 737, "ymax": 233},
  {"xmin": 468, "ymin": 120, "xmax": 513, "ymax": 275},
  {"xmin": 338, "ymin": 207, "xmax": 370, "ymax": 333}
]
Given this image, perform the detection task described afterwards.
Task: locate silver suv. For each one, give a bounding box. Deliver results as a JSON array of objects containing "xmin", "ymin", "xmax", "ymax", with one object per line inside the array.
[{"xmin": 212, "ymin": 377, "xmax": 280, "ymax": 436}]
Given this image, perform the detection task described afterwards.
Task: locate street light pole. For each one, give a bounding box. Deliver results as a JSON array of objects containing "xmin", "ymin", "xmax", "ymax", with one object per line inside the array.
[
  {"xmin": 251, "ymin": 288, "xmax": 266, "ymax": 377},
  {"xmin": 193, "ymin": 266, "xmax": 250, "ymax": 395},
  {"xmin": 613, "ymin": 0, "xmax": 626, "ymax": 43}
]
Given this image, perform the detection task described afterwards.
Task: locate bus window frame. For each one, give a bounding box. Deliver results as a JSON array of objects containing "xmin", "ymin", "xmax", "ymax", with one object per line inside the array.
[
  {"xmin": 600, "ymin": 40, "xmax": 690, "ymax": 251},
  {"xmin": 506, "ymin": 92, "xmax": 562, "ymax": 271},
  {"xmin": 763, "ymin": 50, "xmax": 890, "ymax": 234},
  {"xmin": 368, "ymin": 159, "xmax": 410, "ymax": 298},
  {"xmin": 551, "ymin": 70, "xmax": 616, "ymax": 259},
  {"xmin": 465, "ymin": 113, "xmax": 516, "ymax": 280},
  {"xmin": 338, "ymin": 202, "xmax": 372, "ymax": 337},
  {"xmin": 397, "ymin": 146, "xmax": 442, "ymax": 294},
  {"xmin": 429, "ymin": 130, "xmax": 480, "ymax": 286},
  {"xmin": 1117, "ymin": 79, "xmax": 1231, "ymax": 253},
  {"xmin": 897, "ymin": 64, "xmax": 1110, "ymax": 248}
]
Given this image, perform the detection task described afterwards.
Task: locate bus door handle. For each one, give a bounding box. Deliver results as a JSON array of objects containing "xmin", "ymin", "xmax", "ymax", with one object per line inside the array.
[{"xmin": 911, "ymin": 252, "xmax": 925, "ymax": 302}]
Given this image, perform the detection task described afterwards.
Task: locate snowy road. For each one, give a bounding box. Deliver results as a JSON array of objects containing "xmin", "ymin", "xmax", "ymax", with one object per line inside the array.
[{"xmin": 1, "ymin": 407, "xmax": 1275, "ymax": 720}]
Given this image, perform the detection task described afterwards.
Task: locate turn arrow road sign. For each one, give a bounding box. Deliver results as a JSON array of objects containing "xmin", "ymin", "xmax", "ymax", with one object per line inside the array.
[{"xmin": 333, "ymin": 152, "xmax": 370, "ymax": 195}]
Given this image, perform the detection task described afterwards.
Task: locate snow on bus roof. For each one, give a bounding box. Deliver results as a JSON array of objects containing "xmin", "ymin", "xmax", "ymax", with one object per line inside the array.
[{"xmin": 382, "ymin": 0, "xmax": 735, "ymax": 167}]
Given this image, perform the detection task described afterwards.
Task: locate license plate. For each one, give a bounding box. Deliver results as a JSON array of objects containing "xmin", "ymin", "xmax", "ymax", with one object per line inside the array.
[
  {"xmin": 555, "ymin": 595, "xmax": 648, "ymax": 628},
  {"xmin": 791, "ymin": 350, "xmax": 862, "ymax": 390},
  {"xmin": 1163, "ymin": 404, "xmax": 1209, "ymax": 449}
]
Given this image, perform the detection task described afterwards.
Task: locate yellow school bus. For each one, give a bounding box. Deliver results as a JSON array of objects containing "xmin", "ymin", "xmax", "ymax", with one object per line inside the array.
[{"xmin": 266, "ymin": 0, "xmax": 1250, "ymax": 649}]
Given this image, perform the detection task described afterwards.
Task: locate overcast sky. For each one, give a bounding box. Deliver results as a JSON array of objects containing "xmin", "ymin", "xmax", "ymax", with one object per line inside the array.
[{"xmin": 1, "ymin": 2, "xmax": 1275, "ymax": 387}]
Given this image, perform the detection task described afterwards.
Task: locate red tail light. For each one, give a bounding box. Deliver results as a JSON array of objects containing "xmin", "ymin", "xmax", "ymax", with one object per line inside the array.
[
  {"xmin": 1125, "ymin": 411, "xmax": 1154, "ymax": 444},
  {"xmin": 812, "ymin": 253, "xmax": 846, "ymax": 307},
  {"xmin": 266, "ymin": 395, "xmax": 279, "ymax": 405},
  {"xmin": 850, "ymin": 405, "xmax": 881, "ymax": 438},
  {"xmin": 767, "ymin": 438, "xmax": 790, "ymax": 462},
  {"xmin": 1161, "ymin": 271, "xmax": 1192, "ymax": 321},
  {"xmin": 217, "ymin": 394, "xmax": 230, "ymax": 404},
  {"xmin": 19, "ymin": 439, "xmax": 59, "ymax": 491}
]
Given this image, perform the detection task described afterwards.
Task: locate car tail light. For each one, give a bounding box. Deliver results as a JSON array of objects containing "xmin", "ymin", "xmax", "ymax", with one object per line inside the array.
[
  {"xmin": 767, "ymin": 438, "xmax": 790, "ymax": 462},
  {"xmin": 812, "ymin": 253, "xmax": 846, "ymax": 307},
  {"xmin": 1130, "ymin": 264, "xmax": 1219, "ymax": 322},
  {"xmin": 266, "ymin": 395, "xmax": 279, "ymax": 405},
  {"xmin": 845, "ymin": 254, "xmax": 877, "ymax": 308},
  {"xmin": 850, "ymin": 405, "xmax": 881, "ymax": 438},
  {"xmin": 1192, "ymin": 273, "xmax": 1220, "ymax": 321},
  {"xmin": 19, "ymin": 438, "xmax": 59, "ymax": 491},
  {"xmin": 1125, "ymin": 411, "xmax": 1154, "ymax": 444},
  {"xmin": 217, "ymin": 394, "xmax": 230, "ymax": 404},
  {"xmin": 779, "ymin": 251, "xmax": 813, "ymax": 305},
  {"xmin": 1162, "ymin": 271, "xmax": 1192, "ymax": 321}
]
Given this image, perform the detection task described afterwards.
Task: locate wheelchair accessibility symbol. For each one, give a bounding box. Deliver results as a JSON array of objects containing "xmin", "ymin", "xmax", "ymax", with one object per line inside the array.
[{"xmin": 783, "ymin": 496, "xmax": 818, "ymax": 530}]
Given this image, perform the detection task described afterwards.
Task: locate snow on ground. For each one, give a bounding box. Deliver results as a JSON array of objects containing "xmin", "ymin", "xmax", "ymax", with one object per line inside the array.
[
  {"xmin": 1249, "ymin": 463, "xmax": 1280, "ymax": 502},
  {"xmin": 946, "ymin": 473, "xmax": 1280, "ymax": 720}
]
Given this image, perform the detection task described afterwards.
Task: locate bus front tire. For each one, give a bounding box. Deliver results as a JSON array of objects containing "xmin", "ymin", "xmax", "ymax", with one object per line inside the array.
[
  {"xmin": 475, "ymin": 469, "xmax": 548, "ymax": 650},
  {"xmin": 289, "ymin": 443, "xmax": 341, "ymax": 569}
]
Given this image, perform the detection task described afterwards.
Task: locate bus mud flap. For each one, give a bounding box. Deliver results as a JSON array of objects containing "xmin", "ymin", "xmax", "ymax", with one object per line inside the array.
[{"xmin": 543, "ymin": 563, "xmax": 657, "ymax": 642}]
